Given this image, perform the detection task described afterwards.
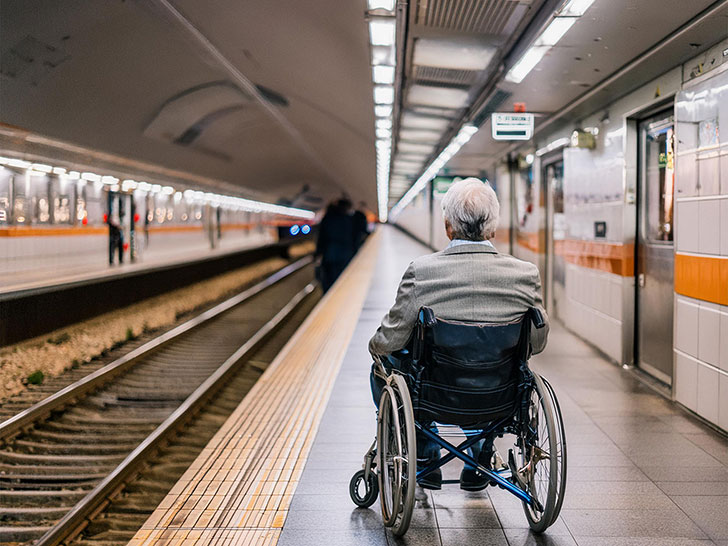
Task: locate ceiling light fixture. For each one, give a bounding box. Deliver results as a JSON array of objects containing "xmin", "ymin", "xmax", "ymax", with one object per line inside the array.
[
  {"xmin": 369, "ymin": 19, "xmax": 395, "ymax": 46},
  {"xmin": 375, "ymin": 104, "xmax": 393, "ymax": 117},
  {"xmin": 368, "ymin": 0, "xmax": 395, "ymax": 11},
  {"xmin": 390, "ymin": 125, "xmax": 478, "ymax": 219},
  {"xmin": 373, "ymin": 65, "xmax": 395, "ymax": 84},
  {"xmin": 374, "ymin": 85, "xmax": 394, "ymax": 104},
  {"xmin": 560, "ymin": 0, "xmax": 596, "ymax": 16},
  {"xmin": 505, "ymin": 0, "xmax": 594, "ymax": 84}
]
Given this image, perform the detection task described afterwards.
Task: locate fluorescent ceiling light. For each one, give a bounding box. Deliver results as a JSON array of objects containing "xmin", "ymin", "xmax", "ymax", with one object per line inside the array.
[
  {"xmin": 376, "ymin": 128, "xmax": 392, "ymax": 138},
  {"xmin": 408, "ymin": 85, "xmax": 469, "ymax": 109},
  {"xmin": 413, "ymin": 38, "xmax": 496, "ymax": 71},
  {"xmin": 371, "ymin": 45, "xmax": 395, "ymax": 66},
  {"xmin": 374, "ymin": 85, "xmax": 394, "ymax": 104},
  {"xmin": 368, "ymin": 0, "xmax": 395, "ymax": 10},
  {"xmin": 534, "ymin": 17, "xmax": 577, "ymax": 46},
  {"xmin": 560, "ymin": 0, "xmax": 596, "ymax": 16},
  {"xmin": 376, "ymin": 118, "xmax": 392, "ymax": 129},
  {"xmin": 400, "ymin": 112, "xmax": 451, "ymax": 131},
  {"xmin": 31, "ymin": 163, "xmax": 52, "ymax": 173},
  {"xmin": 375, "ymin": 104, "xmax": 393, "ymax": 117},
  {"xmin": 373, "ymin": 65, "xmax": 395, "ymax": 84},
  {"xmin": 7, "ymin": 158, "xmax": 31, "ymax": 169},
  {"xmin": 369, "ymin": 19, "xmax": 395, "ymax": 46},
  {"xmin": 399, "ymin": 129, "xmax": 442, "ymax": 142},
  {"xmin": 505, "ymin": 45, "xmax": 549, "ymax": 83}
]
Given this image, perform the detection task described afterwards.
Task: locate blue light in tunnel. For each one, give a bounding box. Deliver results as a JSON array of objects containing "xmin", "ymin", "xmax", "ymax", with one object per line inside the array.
[
  {"xmin": 301, "ymin": 224, "xmax": 310, "ymax": 234},
  {"xmin": 289, "ymin": 225, "xmax": 300, "ymax": 236}
]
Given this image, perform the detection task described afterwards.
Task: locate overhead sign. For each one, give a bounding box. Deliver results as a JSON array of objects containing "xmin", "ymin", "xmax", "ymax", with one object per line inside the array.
[{"xmin": 491, "ymin": 113, "xmax": 534, "ymax": 141}]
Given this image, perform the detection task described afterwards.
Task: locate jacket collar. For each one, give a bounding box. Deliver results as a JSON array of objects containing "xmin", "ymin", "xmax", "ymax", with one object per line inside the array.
[{"xmin": 442, "ymin": 242, "xmax": 498, "ymax": 255}]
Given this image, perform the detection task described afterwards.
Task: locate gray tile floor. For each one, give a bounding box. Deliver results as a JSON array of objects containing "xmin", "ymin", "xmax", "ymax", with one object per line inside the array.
[{"xmin": 279, "ymin": 227, "xmax": 728, "ymax": 546}]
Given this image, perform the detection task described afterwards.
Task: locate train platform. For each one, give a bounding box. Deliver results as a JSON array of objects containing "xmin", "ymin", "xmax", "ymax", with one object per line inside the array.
[
  {"xmin": 0, "ymin": 232, "xmax": 277, "ymax": 296},
  {"xmin": 130, "ymin": 226, "xmax": 728, "ymax": 546}
]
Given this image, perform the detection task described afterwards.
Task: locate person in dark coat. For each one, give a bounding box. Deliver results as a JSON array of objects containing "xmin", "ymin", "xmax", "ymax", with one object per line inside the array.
[
  {"xmin": 316, "ymin": 198, "xmax": 355, "ymax": 292},
  {"xmin": 352, "ymin": 202, "xmax": 369, "ymax": 251}
]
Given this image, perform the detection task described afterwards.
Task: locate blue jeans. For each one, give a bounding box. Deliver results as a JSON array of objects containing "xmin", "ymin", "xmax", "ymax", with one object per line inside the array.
[{"xmin": 369, "ymin": 355, "xmax": 490, "ymax": 470}]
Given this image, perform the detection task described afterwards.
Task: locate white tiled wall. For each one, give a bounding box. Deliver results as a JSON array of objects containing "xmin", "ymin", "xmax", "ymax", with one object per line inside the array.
[
  {"xmin": 674, "ymin": 294, "xmax": 728, "ymax": 430},
  {"xmin": 673, "ymin": 62, "xmax": 728, "ymax": 432},
  {"xmin": 561, "ymin": 263, "xmax": 623, "ymax": 363}
]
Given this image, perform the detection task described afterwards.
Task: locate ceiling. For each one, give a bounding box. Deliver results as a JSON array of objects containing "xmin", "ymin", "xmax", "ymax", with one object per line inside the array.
[
  {"xmin": 388, "ymin": 0, "xmax": 728, "ymax": 204},
  {"xmin": 0, "ymin": 0, "xmax": 377, "ymax": 209}
]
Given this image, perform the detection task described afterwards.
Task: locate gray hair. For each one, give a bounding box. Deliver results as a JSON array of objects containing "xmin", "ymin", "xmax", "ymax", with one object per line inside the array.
[{"xmin": 441, "ymin": 177, "xmax": 500, "ymax": 241}]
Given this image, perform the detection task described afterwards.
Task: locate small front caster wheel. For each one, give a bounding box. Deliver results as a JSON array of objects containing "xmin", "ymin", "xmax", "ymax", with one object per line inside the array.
[{"xmin": 349, "ymin": 469, "xmax": 379, "ymax": 508}]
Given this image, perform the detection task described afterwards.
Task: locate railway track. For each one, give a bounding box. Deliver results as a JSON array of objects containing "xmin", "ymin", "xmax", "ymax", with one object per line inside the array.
[{"xmin": 0, "ymin": 257, "xmax": 319, "ymax": 546}]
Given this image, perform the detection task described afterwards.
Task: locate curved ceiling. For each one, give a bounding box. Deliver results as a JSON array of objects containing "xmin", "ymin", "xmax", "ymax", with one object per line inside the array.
[{"xmin": 0, "ymin": 0, "xmax": 377, "ymax": 209}]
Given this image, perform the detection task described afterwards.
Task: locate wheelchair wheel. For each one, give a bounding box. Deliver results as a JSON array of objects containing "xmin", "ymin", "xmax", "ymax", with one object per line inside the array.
[
  {"xmin": 350, "ymin": 469, "xmax": 379, "ymax": 508},
  {"xmin": 377, "ymin": 374, "xmax": 416, "ymax": 536},
  {"xmin": 518, "ymin": 373, "xmax": 567, "ymax": 533},
  {"xmin": 541, "ymin": 376, "xmax": 567, "ymax": 526}
]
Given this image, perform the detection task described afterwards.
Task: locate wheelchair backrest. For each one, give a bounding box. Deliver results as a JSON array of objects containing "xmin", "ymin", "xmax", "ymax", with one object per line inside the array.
[{"xmin": 409, "ymin": 307, "xmax": 539, "ymax": 427}]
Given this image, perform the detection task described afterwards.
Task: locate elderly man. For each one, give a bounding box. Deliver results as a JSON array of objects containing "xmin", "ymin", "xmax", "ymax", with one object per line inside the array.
[{"xmin": 369, "ymin": 177, "xmax": 549, "ymax": 491}]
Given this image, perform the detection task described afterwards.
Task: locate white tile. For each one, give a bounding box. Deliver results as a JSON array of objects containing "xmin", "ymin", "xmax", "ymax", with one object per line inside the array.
[
  {"xmin": 698, "ymin": 303, "xmax": 721, "ymax": 367},
  {"xmin": 675, "ymin": 297, "xmax": 699, "ymax": 358},
  {"xmin": 720, "ymin": 309, "xmax": 728, "ymax": 373},
  {"xmin": 697, "ymin": 154, "xmax": 720, "ymax": 195},
  {"xmin": 697, "ymin": 363, "xmax": 720, "ymax": 424},
  {"xmin": 721, "ymin": 152, "xmax": 728, "ymax": 195},
  {"xmin": 698, "ymin": 199, "xmax": 720, "ymax": 254},
  {"xmin": 720, "ymin": 198, "xmax": 728, "ymax": 257},
  {"xmin": 675, "ymin": 352, "xmax": 698, "ymax": 412},
  {"xmin": 676, "ymin": 152, "xmax": 698, "ymax": 197},
  {"xmin": 676, "ymin": 200, "xmax": 699, "ymax": 253},
  {"xmin": 720, "ymin": 373, "xmax": 728, "ymax": 431}
]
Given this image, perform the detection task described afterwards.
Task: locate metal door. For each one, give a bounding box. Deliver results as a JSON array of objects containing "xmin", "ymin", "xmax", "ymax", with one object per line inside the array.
[
  {"xmin": 542, "ymin": 159, "xmax": 565, "ymax": 318},
  {"xmin": 636, "ymin": 112, "xmax": 675, "ymax": 384}
]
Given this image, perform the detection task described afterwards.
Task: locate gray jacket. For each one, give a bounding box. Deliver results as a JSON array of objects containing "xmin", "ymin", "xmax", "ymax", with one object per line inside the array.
[{"xmin": 368, "ymin": 243, "xmax": 549, "ymax": 357}]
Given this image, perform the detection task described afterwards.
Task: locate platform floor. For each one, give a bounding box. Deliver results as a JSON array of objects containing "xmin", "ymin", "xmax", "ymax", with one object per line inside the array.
[
  {"xmin": 278, "ymin": 227, "xmax": 728, "ymax": 546},
  {"xmin": 132, "ymin": 226, "xmax": 728, "ymax": 546}
]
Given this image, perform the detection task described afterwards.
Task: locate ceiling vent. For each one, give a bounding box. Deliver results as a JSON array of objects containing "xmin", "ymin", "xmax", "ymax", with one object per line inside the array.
[
  {"xmin": 413, "ymin": 0, "xmax": 523, "ymax": 35},
  {"xmin": 414, "ymin": 66, "xmax": 478, "ymax": 87}
]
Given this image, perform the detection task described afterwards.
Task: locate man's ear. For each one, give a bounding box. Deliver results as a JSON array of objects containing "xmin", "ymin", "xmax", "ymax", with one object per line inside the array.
[{"xmin": 445, "ymin": 220, "xmax": 454, "ymax": 240}]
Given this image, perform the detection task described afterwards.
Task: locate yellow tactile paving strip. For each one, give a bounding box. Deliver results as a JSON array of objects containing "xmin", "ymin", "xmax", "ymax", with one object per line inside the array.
[{"xmin": 128, "ymin": 232, "xmax": 381, "ymax": 546}]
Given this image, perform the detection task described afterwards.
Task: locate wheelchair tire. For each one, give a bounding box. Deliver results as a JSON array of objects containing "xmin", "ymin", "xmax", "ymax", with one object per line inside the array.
[
  {"xmin": 541, "ymin": 376, "xmax": 567, "ymax": 527},
  {"xmin": 350, "ymin": 469, "xmax": 379, "ymax": 508},
  {"xmin": 519, "ymin": 373, "xmax": 567, "ymax": 533},
  {"xmin": 377, "ymin": 374, "xmax": 416, "ymax": 536}
]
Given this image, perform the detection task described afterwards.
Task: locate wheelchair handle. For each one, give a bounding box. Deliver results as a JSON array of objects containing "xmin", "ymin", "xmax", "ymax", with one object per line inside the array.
[{"xmin": 528, "ymin": 308, "xmax": 546, "ymax": 329}]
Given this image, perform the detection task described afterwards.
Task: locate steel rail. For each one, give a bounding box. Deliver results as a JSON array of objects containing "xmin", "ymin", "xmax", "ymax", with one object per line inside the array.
[
  {"xmin": 34, "ymin": 282, "xmax": 316, "ymax": 546},
  {"xmin": 0, "ymin": 255, "xmax": 313, "ymax": 443}
]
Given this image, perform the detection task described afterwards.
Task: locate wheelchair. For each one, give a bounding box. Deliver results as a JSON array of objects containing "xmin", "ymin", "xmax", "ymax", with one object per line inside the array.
[{"xmin": 349, "ymin": 307, "xmax": 567, "ymax": 536}]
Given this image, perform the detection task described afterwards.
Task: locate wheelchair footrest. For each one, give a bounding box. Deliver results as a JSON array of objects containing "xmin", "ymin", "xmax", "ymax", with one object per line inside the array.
[{"xmin": 440, "ymin": 479, "xmax": 460, "ymax": 485}]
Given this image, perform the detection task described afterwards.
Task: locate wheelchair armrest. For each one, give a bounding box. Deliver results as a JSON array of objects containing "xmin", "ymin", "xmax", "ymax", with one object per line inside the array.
[{"xmin": 528, "ymin": 307, "xmax": 546, "ymax": 329}]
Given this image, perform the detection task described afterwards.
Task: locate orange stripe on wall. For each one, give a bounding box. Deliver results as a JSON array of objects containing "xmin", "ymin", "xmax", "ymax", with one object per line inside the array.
[
  {"xmin": 556, "ymin": 239, "xmax": 634, "ymax": 277},
  {"xmin": 0, "ymin": 226, "xmax": 107, "ymax": 237},
  {"xmin": 675, "ymin": 253, "xmax": 728, "ymax": 306}
]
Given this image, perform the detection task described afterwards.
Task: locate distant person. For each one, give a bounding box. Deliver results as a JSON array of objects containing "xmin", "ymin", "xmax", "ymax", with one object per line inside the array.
[
  {"xmin": 108, "ymin": 212, "xmax": 124, "ymax": 266},
  {"xmin": 316, "ymin": 198, "xmax": 355, "ymax": 292},
  {"xmin": 352, "ymin": 202, "xmax": 369, "ymax": 250}
]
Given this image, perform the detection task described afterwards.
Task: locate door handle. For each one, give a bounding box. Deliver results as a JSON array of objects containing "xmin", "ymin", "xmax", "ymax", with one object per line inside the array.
[{"xmin": 638, "ymin": 273, "xmax": 645, "ymax": 288}]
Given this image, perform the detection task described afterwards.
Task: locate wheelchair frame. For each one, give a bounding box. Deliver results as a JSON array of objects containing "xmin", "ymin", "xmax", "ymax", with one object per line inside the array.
[{"xmin": 350, "ymin": 356, "xmax": 567, "ymax": 537}]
